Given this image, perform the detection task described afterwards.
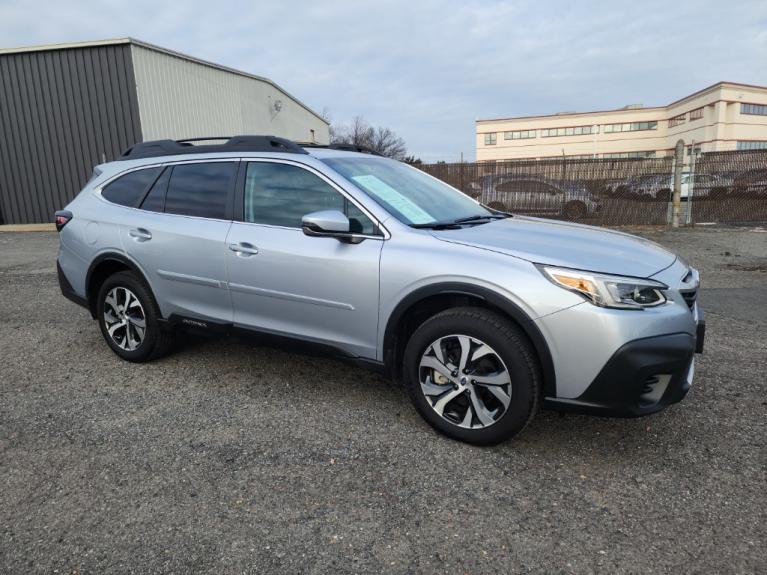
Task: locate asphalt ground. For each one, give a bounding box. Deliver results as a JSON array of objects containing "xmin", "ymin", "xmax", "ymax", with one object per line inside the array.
[{"xmin": 1, "ymin": 227, "xmax": 765, "ymax": 574}]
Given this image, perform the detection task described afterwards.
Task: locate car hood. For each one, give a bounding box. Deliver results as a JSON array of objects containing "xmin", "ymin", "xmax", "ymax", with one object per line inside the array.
[{"xmin": 431, "ymin": 216, "xmax": 677, "ymax": 278}]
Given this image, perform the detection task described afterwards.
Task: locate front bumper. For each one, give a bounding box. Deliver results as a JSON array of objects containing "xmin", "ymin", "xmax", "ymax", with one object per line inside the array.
[{"xmin": 544, "ymin": 330, "xmax": 700, "ymax": 417}]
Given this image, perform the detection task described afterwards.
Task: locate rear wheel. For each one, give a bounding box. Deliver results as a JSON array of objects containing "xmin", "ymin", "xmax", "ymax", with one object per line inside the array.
[
  {"xmin": 403, "ymin": 307, "xmax": 541, "ymax": 445},
  {"xmin": 96, "ymin": 271, "xmax": 174, "ymax": 362}
]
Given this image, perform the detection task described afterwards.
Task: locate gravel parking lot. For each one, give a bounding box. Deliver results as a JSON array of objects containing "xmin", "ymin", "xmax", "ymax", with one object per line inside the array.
[{"xmin": 1, "ymin": 227, "xmax": 765, "ymax": 574}]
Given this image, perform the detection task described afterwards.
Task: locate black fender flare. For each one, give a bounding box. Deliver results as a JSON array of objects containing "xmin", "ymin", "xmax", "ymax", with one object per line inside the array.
[
  {"xmin": 84, "ymin": 252, "xmax": 153, "ymax": 318},
  {"xmin": 383, "ymin": 282, "xmax": 556, "ymax": 397}
]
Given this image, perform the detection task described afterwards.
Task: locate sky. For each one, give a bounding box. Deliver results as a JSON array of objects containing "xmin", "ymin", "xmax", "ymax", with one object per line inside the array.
[{"xmin": 1, "ymin": 0, "xmax": 765, "ymax": 161}]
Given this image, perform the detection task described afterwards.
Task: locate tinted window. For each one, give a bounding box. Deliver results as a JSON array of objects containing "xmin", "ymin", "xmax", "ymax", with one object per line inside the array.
[
  {"xmin": 102, "ymin": 167, "xmax": 162, "ymax": 207},
  {"xmin": 140, "ymin": 167, "xmax": 170, "ymax": 212},
  {"xmin": 165, "ymin": 162, "xmax": 235, "ymax": 219},
  {"xmin": 244, "ymin": 162, "xmax": 377, "ymax": 234},
  {"xmin": 498, "ymin": 180, "xmax": 559, "ymax": 195}
]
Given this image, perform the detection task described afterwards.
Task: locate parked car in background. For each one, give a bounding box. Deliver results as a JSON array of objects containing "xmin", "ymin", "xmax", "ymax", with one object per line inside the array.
[
  {"xmin": 468, "ymin": 174, "xmax": 601, "ymax": 220},
  {"xmin": 610, "ymin": 172, "xmax": 732, "ymax": 200},
  {"xmin": 732, "ymin": 168, "xmax": 767, "ymax": 196}
]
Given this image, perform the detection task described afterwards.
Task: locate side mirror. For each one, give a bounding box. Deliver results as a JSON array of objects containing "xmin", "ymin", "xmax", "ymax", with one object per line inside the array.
[{"xmin": 302, "ymin": 210, "xmax": 360, "ymax": 243}]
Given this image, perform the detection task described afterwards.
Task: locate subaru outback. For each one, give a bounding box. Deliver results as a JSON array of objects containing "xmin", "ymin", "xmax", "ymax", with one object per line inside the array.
[{"xmin": 56, "ymin": 136, "xmax": 705, "ymax": 445}]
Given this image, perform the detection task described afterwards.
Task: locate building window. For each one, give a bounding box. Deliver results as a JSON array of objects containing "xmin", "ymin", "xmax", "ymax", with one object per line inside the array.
[
  {"xmin": 737, "ymin": 141, "xmax": 767, "ymax": 150},
  {"xmin": 668, "ymin": 114, "xmax": 686, "ymax": 127},
  {"xmin": 603, "ymin": 121, "xmax": 658, "ymax": 133},
  {"xmin": 602, "ymin": 151, "xmax": 657, "ymax": 159},
  {"xmin": 689, "ymin": 107, "xmax": 704, "ymax": 121},
  {"xmin": 484, "ymin": 133, "xmax": 497, "ymax": 145},
  {"xmin": 503, "ymin": 130, "xmax": 536, "ymax": 140},
  {"xmin": 540, "ymin": 125, "xmax": 597, "ymax": 138},
  {"xmin": 741, "ymin": 103, "xmax": 767, "ymax": 116}
]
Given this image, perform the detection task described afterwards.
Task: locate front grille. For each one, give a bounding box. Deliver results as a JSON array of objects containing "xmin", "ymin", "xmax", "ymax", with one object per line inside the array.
[{"xmin": 680, "ymin": 289, "xmax": 697, "ymax": 311}]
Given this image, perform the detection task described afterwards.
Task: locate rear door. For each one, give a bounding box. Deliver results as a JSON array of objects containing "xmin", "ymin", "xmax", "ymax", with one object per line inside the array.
[
  {"xmin": 225, "ymin": 159, "xmax": 384, "ymax": 359},
  {"xmin": 119, "ymin": 160, "xmax": 237, "ymax": 323}
]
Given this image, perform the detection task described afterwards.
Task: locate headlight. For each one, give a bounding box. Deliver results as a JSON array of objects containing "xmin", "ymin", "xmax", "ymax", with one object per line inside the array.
[{"xmin": 539, "ymin": 265, "xmax": 667, "ymax": 309}]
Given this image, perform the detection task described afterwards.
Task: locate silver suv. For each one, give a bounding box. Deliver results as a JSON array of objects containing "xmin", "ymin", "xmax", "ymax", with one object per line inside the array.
[{"xmin": 56, "ymin": 136, "xmax": 705, "ymax": 445}]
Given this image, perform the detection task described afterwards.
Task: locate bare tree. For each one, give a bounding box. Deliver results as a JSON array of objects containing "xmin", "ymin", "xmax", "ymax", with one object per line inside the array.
[{"xmin": 331, "ymin": 115, "xmax": 407, "ymax": 160}]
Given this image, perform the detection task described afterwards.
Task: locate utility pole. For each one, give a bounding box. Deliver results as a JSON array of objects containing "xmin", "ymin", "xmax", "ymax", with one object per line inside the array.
[{"xmin": 672, "ymin": 139, "xmax": 685, "ymax": 228}]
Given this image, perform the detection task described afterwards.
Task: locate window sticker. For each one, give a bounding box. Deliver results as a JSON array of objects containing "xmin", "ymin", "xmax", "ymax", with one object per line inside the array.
[{"xmin": 351, "ymin": 175, "xmax": 435, "ymax": 224}]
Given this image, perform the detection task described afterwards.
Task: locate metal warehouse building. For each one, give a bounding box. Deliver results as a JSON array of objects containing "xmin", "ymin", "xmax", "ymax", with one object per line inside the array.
[{"xmin": 0, "ymin": 38, "xmax": 330, "ymax": 224}]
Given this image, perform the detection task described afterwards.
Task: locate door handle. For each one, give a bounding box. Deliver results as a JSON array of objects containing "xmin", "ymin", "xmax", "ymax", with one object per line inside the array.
[
  {"xmin": 229, "ymin": 242, "xmax": 259, "ymax": 255},
  {"xmin": 129, "ymin": 228, "xmax": 152, "ymax": 241}
]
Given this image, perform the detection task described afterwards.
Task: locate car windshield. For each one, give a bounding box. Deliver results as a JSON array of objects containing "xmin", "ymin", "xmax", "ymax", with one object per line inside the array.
[{"xmin": 321, "ymin": 156, "xmax": 497, "ymax": 227}]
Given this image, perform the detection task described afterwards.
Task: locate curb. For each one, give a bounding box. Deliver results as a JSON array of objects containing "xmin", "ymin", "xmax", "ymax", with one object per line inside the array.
[{"xmin": 0, "ymin": 223, "xmax": 56, "ymax": 232}]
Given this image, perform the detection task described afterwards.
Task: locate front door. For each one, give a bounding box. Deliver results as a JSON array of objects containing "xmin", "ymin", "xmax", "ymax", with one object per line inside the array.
[{"xmin": 225, "ymin": 160, "xmax": 384, "ymax": 359}]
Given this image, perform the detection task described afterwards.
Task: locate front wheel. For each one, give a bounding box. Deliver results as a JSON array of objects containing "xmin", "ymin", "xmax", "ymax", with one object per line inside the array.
[{"xmin": 403, "ymin": 307, "xmax": 541, "ymax": 445}]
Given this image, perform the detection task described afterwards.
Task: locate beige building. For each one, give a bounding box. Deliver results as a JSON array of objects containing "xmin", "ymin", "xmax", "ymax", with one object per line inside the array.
[{"xmin": 476, "ymin": 82, "xmax": 767, "ymax": 162}]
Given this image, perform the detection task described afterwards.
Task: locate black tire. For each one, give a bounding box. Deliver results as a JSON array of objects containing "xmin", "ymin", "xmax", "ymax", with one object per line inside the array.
[
  {"xmin": 96, "ymin": 271, "xmax": 174, "ymax": 362},
  {"xmin": 655, "ymin": 189, "xmax": 671, "ymax": 202},
  {"xmin": 563, "ymin": 200, "xmax": 587, "ymax": 220},
  {"xmin": 403, "ymin": 307, "xmax": 541, "ymax": 445}
]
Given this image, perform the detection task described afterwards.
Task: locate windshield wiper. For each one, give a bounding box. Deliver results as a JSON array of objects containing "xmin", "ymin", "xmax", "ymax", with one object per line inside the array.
[
  {"xmin": 410, "ymin": 221, "xmax": 464, "ymax": 230},
  {"xmin": 410, "ymin": 212, "xmax": 512, "ymax": 230},
  {"xmin": 452, "ymin": 213, "xmax": 509, "ymax": 224}
]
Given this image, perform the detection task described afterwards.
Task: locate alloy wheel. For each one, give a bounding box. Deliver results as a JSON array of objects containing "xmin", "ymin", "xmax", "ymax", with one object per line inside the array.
[
  {"xmin": 103, "ymin": 287, "xmax": 146, "ymax": 351},
  {"xmin": 418, "ymin": 334, "xmax": 511, "ymax": 429}
]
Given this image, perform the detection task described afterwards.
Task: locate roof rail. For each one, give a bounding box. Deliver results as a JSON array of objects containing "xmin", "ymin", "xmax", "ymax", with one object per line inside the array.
[
  {"xmin": 120, "ymin": 135, "xmax": 309, "ymax": 160},
  {"xmin": 302, "ymin": 142, "xmax": 383, "ymax": 156}
]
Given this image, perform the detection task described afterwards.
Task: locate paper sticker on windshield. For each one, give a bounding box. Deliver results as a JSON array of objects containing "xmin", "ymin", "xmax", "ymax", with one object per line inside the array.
[{"xmin": 351, "ymin": 175, "xmax": 435, "ymax": 224}]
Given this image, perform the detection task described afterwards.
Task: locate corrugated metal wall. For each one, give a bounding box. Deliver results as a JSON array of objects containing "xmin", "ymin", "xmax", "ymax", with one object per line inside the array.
[
  {"xmin": 0, "ymin": 44, "xmax": 142, "ymax": 224},
  {"xmin": 131, "ymin": 45, "xmax": 329, "ymax": 145}
]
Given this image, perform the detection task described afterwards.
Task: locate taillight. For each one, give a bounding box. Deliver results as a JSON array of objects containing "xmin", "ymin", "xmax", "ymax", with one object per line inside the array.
[{"xmin": 54, "ymin": 210, "xmax": 72, "ymax": 231}]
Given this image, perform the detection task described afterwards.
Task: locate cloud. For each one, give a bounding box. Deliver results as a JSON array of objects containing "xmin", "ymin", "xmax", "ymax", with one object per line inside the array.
[{"xmin": 1, "ymin": 0, "xmax": 765, "ymax": 160}]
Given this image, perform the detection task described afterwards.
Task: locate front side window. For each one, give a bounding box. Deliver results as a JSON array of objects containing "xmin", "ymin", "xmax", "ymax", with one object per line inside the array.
[
  {"xmin": 102, "ymin": 167, "xmax": 162, "ymax": 207},
  {"xmin": 244, "ymin": 162, "xmax": 378, "ymax": 235},
  {"xmin": 164, "ymin": 162, "xmax": 235, "ymax": 219},
  {"xmin": 322, "ymin": 157, "xmax": 493, "ymax": 226}
]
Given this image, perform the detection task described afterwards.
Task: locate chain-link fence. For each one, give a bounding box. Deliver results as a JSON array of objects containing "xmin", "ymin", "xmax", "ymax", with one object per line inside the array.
[{"xmin": 416, "ymin": 149, "xmax": 767, "ymax": 226}]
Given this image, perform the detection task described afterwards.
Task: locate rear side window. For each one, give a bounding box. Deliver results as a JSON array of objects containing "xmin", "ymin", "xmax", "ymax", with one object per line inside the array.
[
  {"xmin": 165, "ymin": 162, "xmax": 236, "ymax": 219},
  {"xmin": 102, "ymin": 167, "xmax": 162, "ymax": 207}
]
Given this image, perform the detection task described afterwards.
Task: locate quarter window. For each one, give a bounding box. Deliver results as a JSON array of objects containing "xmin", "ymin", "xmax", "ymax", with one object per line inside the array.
[
  {"xmin": 244, "ymin": 162, "xmax": 378, "ymax": 235},
  {"xmin": 164, "ymin": 162, "xmax": 235, "ymax": 219},
  {"xmin": 139, "ymin": 167, "xmax": 170, "ymax": 212},
  {"xmin": 102, "ymin": 167, "xmax": 162, "ymax": 207}
]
